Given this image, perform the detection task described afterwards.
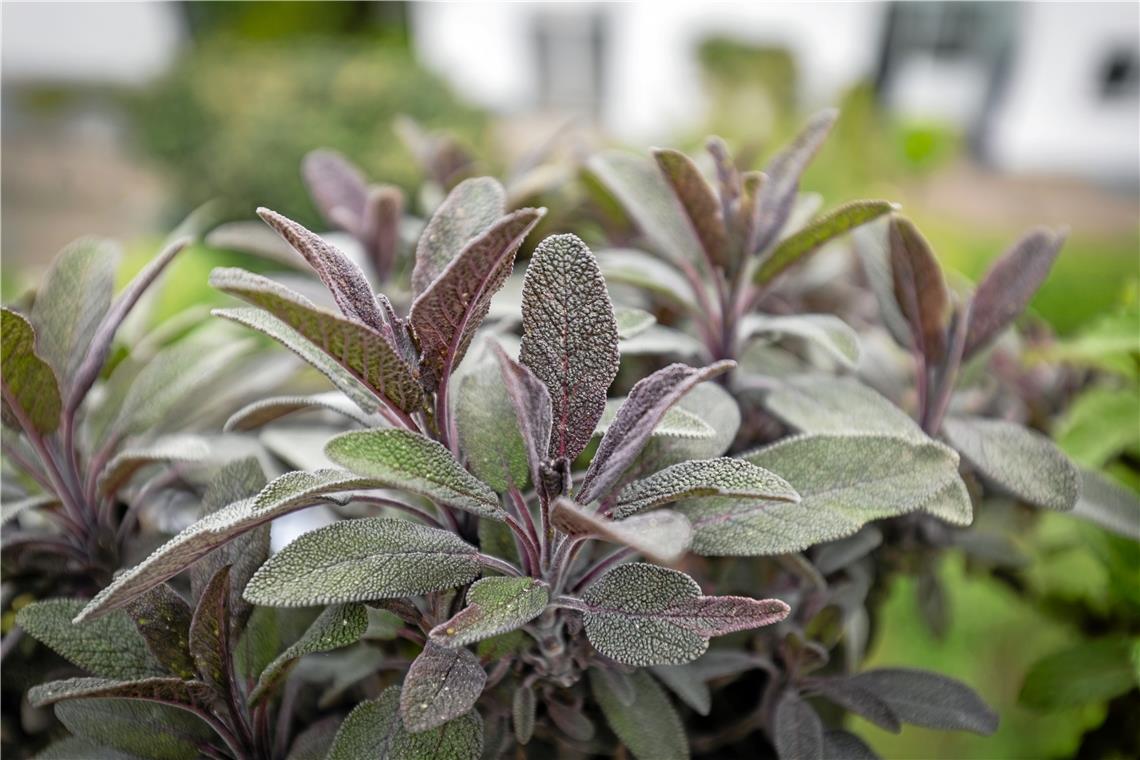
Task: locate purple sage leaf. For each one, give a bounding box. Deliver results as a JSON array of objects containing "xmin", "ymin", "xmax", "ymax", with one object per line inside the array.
[{"xmin": 399, "ymin": 642, "xmax": 487, "ymax": 733}]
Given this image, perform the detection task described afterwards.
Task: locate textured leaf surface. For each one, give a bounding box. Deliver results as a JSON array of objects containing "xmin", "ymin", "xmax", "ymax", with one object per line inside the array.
[
  {"xmin": 597, "ymin": 399, "xmax": 714, "ymax": 440},
  {"xmin": 78, "ymin": 469, "xmax": 379, "ymax": 621},
  {"xmin": 581, "ymin": 563, "xmax": 788, "ymax": 665},
  {"xmin": 596, "ymin": 248, "xmax": 697, "ymax": 310},
  {"xmin": 755, "ymin": 200, "xmax": 893, "ymax": 286},
  {"xmin": 739, "ymin": 314, "xmax": 861, "ymax": 368},
  {"xmin": 429, "ymin": 577, "xmax": 548, "ymax": 648},
  {"xmin": 17, "ymin": 600, "xmax": 162, "ymax": 679},
  {"xmin": 98, "ymin": 436, "xmax": 210, "ymax": 496},
  {"xmin": 808, "ymin": 677, "xmax": 901, "ymax": 732},
  {"xmin": 637, "ymin": 382, "xmax": 741, "ymax": 472},
  {"xmin": 29, "ymin": 237, "xmax": 118, "ymax": 388},
  {"xmin": 32, "ymin": 736, "xmax": 142, "ymax": 760},
  {"xmin": 551, "ymin": 498, "xmax": 692, "ymax": 564},
  {"xmin": 1, "ymin": 308, "xmax": 61, "ymax": 433},
  {"xmin": 1071, "ymin": 469, "xmax": 1140, "ymax": 540},
  {"xmin": 590, "ymin": 669, "xmax": 688, "ymax": 760},
  {"xmin": 654, "ymin": 148, "xmax": 728, "ymax": 269},
  {"xmin": 942, "ymin": 416, "xmax": 1079, "ymax": 511},
  {"xmin": 54, "ymin": 699, "xmax": 214, "ymax": 760},
  {"xmin": 491, "ymin": 343, "xmax": 552, "ymax": 489},
  {"xmin": 258, "ymin": 208, "xmax": 385, "ymax": 331},
  {"xmin": 328, "ymin": 686, "xmax": 483, "ymax": 760},
  {"xmin": 750, "ymin": 109, "xmax": 837, "ymax": 255},
  {"xmin": 774, "ymin": 690, "xmax": 824, "ymax": 760},
  {"xmin": 615, "ymin": 307, "xmax": 657, "ymax": 340},
  {"xmin": 400, "ymin": 642, "xmax": 487, "ymax": 732},
  {"xmin": 889, "ymin": 216, "xmax": 949, "ymax": 362},
  {"xmin": 512, "ymin": 684, "xmax": 536, "ymax": 744},
  {"xmin": 588, "ymin": 151, "xmax": 703, "ymax": 266},
  {"xmin": 966, "ymin": 227, "xmax": 1066, "ymax": 356},
  {"xmin": 1019, "ymin": 637, "xmax": 1137, "ymax": 710},
  {"xmin": 614, "ymin": 458, "xmax": 799, "ymax": 519},
  {"xmin": 823, "ymin": 730, "xmax": 881, "ymax": 760},
  {"xmin": 211, "ymin": 269, "xmax": 421, "ymax": 411},
  {"xmin": 189, "ymin": 566, "xmax": 231, "ymax": 695},
  {"xmin": 125, "ymin": 584, "xmax": 195, "ymax": 679},
  {"xmin": 455, "ymin": 350, "xmax": 530, "ymax": 492},
  {"xmin": 213, "ymin": 307, "xmax": 379, "ymax": 414},
  {"xmin": 412, "ymin": 177, "xmax": 506, "ymax": 294},
  {"xmin": 763, "ymin": 375, "xmax": 923, "ymax": 440},
  {"xmin": 519, "ymin": 233, "xmax": 619, "ymax": 461},
  {"xmin": 682, "ymin": 433, "xmax": 966, "ymax": 555},
  {"xmin": 301, "ymin": 149, "xmax": 368, "ymax": 229},
  {"xmin": 28, "ymin": 677, "xmax": 215, "ymax": 710},
  {"xmin": 224, "ymin": 393, "xmax": 375, "ymax": 432},
  {"xmin": 244, "ymin": 518, "xmax": 481, "ymax": 606},
  {"xmin": 249, "ymin": 604, "xmax": 368, "ymax": 706},
  {"xmin": 325, "ymin": 429, "xmax": 505, "ymax": 519},
  {"xmin": 410, "ymin": 208, "xmax": 544, "ymax": 387},
  {"xmin": 578, "ymin": 361, "xmax": 734, "ymax": 504},
  {"xmin": 848, "ymin": 668, "xmax": 998, "ymax": 734}
]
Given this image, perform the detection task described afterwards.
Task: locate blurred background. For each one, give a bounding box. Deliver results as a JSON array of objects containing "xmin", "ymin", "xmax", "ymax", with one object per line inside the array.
[{"xmin": 2, "ymin": 2, "xmax": 1138, "ymax": 758}]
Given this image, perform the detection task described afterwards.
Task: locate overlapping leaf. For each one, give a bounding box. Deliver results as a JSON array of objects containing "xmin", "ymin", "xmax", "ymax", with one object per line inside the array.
[
  {"xmin": 455, "ymin": 350, "xmax": 530, "ymax": 492},
  {"xmin": 125, "ymin": 584, "xmax": 195, "ymax": 679},
  {"xmin": 889, "ymin": 216, "xmax": 949, "ymax": 362},
  {"xmin": 53, "ymin": 698, "xmax": 214, "ymax": 760},
  {"xmin": 846, "ymin": 668, "xmax": 998, "ymax": 734},
  {"xmin": 590, "ymin": 669, "xmax": 688, "ymax": 760},
  {"xmin": 491, "ymin": 343, "xmax": 552, "ymax": 489},
  {"xmin": 763, "ymin": 375, "xmax": 924, "ymax": 440},
  {"xmin": 28, "ymin": 677, "xmax": 215, "ymax": 711},
  {"xmin": 97, "ymin": 436, "xmax": 210, "ymax": 496},
  {"xmin": 596, "ymin": 248, "xmax": 698, "ymax": 311},
  {"xmin": 429, "ymin": 577, "xmax": 549, "ymax": 648},
  {"xmin": 400, "ymin": 643, "xmax": 487, "ymax": 733},
  {"xmin": 17, "ymin": 599, "xmax": 163, "ymax": 679},
  {"xmin": 1070, "ymin": 469, "xmax": 1140, "ymax": 540},
  {"xmin": 224, "ymin": 392, "xmax": 376, "ymax": 432},
  {"xmin": 597, "ymin": 399, "xmax": 714, "ymax": 441},
  {"xmin": 580, "ymin": 563, "xmax": 789, "ymax": 665},
  {"xmin": 774, "ymin": 690, "xmax": 824, "ymax": 760},
  {"xmin": 654, "ymin": 148, "xmax": 728, "ymax": 269},
  {"xmin": 302, "ymin": 149, "xmax": 369, "ymax": 230},
  {"xmin": 411, "ymin": 177, "xmax": 507, "ymax": 294},
  {"xmin": 738, "ymin": 314, "xmax": 861, "ymax": 368},
  {"xmin": 551, "ymin": 498, "xmax": 693, "ymax": 563},
  {"xmin": 1, "ymin": 308, "xmax": 61, "ymax": 434},
  {"xmin": 327, "ymin": 685, "xmax": 483, "ymax": 760},
  {"xmin": 189, "ymin": 566, "xmax": 232, "ymax": 696},
  {"xmin": 614, "ymin": 458, "xmax": 799, "ymax": 518},
  {"xmin": 615, "ymin": 307, "xmax": 657, "ymax": 340}
]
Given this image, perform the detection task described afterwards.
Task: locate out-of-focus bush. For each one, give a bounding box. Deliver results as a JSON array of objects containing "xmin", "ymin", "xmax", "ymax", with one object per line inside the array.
[{"xmin": 129, "ymin": 38, "xmax": 486, "ymax": 226}]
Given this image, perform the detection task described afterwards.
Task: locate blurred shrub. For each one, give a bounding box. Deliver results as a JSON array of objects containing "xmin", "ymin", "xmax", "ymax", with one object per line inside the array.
[{"xmin": 129, "ymin": 38, "xmax": 486, "ymax": 226}]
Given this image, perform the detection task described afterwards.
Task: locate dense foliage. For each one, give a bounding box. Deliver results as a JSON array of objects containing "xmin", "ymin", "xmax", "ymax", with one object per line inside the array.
[{"xmin": 3, "ymin": 110, "xmax": 1137, "ymax": 760}]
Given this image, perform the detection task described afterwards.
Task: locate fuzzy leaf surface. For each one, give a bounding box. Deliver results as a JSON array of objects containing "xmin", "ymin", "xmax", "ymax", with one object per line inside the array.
[
  {"xmin": 1, "ymin": 308, "xmax": 61, "ymax": 433},
  {"xmin": 125, "ymin": 584, "xmax": 195, "ymax": 679},
  {"xmin": 597, "ymin": 399, "xmax": 714, "ymax": 440},
  {"xmin": 966, "ymin": 227, "xmax": 1066, "ymax": 356},
  {"xmin": 755, "ymin": 200, "xmax": 893, "ymax": 285},
  {"xmin": 739, "ymin": 313, "xmax": 861, "ymax": 368},
  {"xmin": 429, "ymin": 577, "xmax": 549, "ymax": 648},
  {"xmin": 224, "ymin": 393, "xmax": 376, "ymax": 432},
  {"xmin": 399, "ymin": 642, "xmax": 487, "ymax": 732},
  {"xmin": 1070, "ymin": 469, "xmax": 1140, "ymax": 540},
  {"xmin": 98, "ymin": 436, "xmax": 210, "ymax": 496},
  {"xmin": 581, "ymin": 563, "xmax": 788, "ymax": 665},
  {"xmin": 614, "ymin": 458, "xmax": 799, "ymax": 519},
  {"xmin": 28, "ymin": 677, "xmax": 215, "ymax": 710},
  {"xmin": 211, "ymin": 269, "xmax": 421, "ymax": 411},
  {"xmin": 412, "ymin": 177, "xmax": 507, "ymax": 294},
  {"xmin": 681, "ymin": 433, "xmax": 967, "ymax": 555},
  {"xmin": 654, "ymin": 148, "xmax": 728, "ymax": 269},
  {"xmin": 512, "ymin": 683, "xmax": 536, "ymax": 744},
  {"xmin": 615, "ymin": 307, "xmax": 657, "ymax": 339},
  {"xmin": 54, "ymin": 698, "xmax": 214, "ymax": 760},
  {"xmin": 774, "ymin": 690, "xmax": 824, "ymax": 760},
  {"xmin": 410, "ymin": 207, "xmax": 544, "ymax": 387},
  {"xmin": 847, "ymin": 668, "xmax": 998, "ymax": 734},
  {"xmin": 889, "ymin": 216, "xmax": 949, "ymax": 362},
  {"xmin": 650, "ymin": 664, "xmax": 711, "ymax": 716},
  {"xmin": 249, "ymin": 603, "xmax": 368, "ymax": 706},
  {"xmin": 578, "ymin": 361, "xmax": 734, "ymax": 504},
  {"xmin": 763, "ymin": 375, "xmax": 924, "ymax": 440},
  {"xmin": 328, "ymin": 685, "xmax": 483, "ymax": 759},
  {"xmin": 77, "ymin": 469, "xmax": 380, "ymax": 621},
  {"xmin": 18, "ymin": 599, "xmax": 163, "ymax": 680},
  {"xmin": 491, "ymin": 343, "xmax": 552, "ymax": 489},
  {"xmin": 808, "ymin": 677, "xmax": 901, "ymax": 732},
  {"xmin": 301, "ymin": 149, "xmax": 368, "ymax": 229},
  {"xmin": 552, "ymin": 498, "xmax": 692, "ymax": 564},
  {"xmin": 590, "ymin": 669, "xmax": 688, "ymax": 760},
  {"xmin": 596, "ymin": 248, "xmax": 697, "ymax": 311},
  {"xmin": 942, "ymin": 416, "xmax": 1079, "ymax": 511},
  {"xmin": 244, "ymin": 517, "xmax": 481, "ymax": 606},
  {"xmin": 455, "ymin": 350, "xmax": 530, "ymax": 492},
  {"xmin": 189, "ymin": 565, "xmax": 231, "ymax": 695},
  {"xmin": 519, "ymin": 233, "xmax": 619, "ymax": 461},
  {"xmin": 325, "ymin": 429, "xmax": 505, "ymax": 519}
]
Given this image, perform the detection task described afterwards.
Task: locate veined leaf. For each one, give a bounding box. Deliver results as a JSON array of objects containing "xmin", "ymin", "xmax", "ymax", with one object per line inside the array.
[
  {"xmin": 654, "ymin": 148, "xmax": 729, "ymax": 270},
  {"xmin": 774, "ymin": 690, "xmax": 824, "ymax": 760},
  {"xmin": 590, "ymin": 669, "xmax": 688, "ymax": 760},
  {"xmin": 755, "ymin": 200, "xmax": 894, "ymax": 286},
  {"xmin": 455, "ymin": 348, "xmax": 530, "ymax": 493},
  {"xmin": 588, "ymin": 151, "xmax": 704, "ymax": 267},
  {"xmin": 412, "ymin": 177, "xmax": 507, "ymax": 295},
  {"xmin": 966, "ymin": 227, "xmax": 1066, "ymax": 357},
  {"xmin": 17, "ymin": 599, "xmax": 163, "ymax": 679},
  {"xmin": 889, "ymin": 216, "xmax": 949, "ymax": 362},
  {"xmin": 325, "ymin": 429, "xmax": 506, "ymax": 519},
  {"xmin": 257, "ymin": 208, "xmax": 386, "ymax": 332},
  {"xmin": 211, "ymin": 269, "xmax": 422, "ymax": 412},
  {"xmin": 763, "ymin": 375, "xmax": 924, "ymax": 441},
  {"xmin": 54, "ymin": 698, "xmax": 214, "ymax": 760},
  {"xmin": 615, "ymin": 306, "xmax": 657, "ymax": 340},
  {"xmin": 598, "ymin": 399, "xmax": 714, "ymax": 440},
  {"xmin": 28, "ymin": 677, "xmax": 214, "ymax": 711},
  {"xmin": 1, "ymin": 308, "xmax": 61, "ymax": 434},
  {"xmin": 400, "ymin": 642, "xmax": 487, "ymax": 732},
  {"xmin": 429, "ymin": 577, "xmax": 548, "ymax": 648},
  {"xmin": 681, "ymin": 433, "xmax": 967, "ymax": 555},
  {"xmin": 637, "ymin": 382, "xmax": 741, "ymax": 472},
  {"xmin": 942, "ymin": 416, "xmax": 1079, "ymax": 511},
  {"xmin": 580, "ymin": 563, "xmax": 789, "ymax": 665},
  {"xmin": 578, "ymin": 361, "xmax": 734, "ymax": 505},
  {"xmin": 1019, "ymin": 636, "xmax": 1138, "ymax": 710},
  {"xmin": 847, "ymin": 668, "xmax": 998, "ymax": 735},
  {"xmin": 739, "ymin": 313, "xmax": 861, "ymax": 368},
  {"xmin": 98, "ymin": 436, "xmax": 210, "ymax": 496},
  {"xmin": 29, "ymin": 237, "xmax": 119, "ymax": 389},
  {"xmin": 519, "ymin": 233, "xmax": 620, "ymax": 462},
  {"xmin": 77, "ymin": 469, "xmax": 381, "ymax": 622},
  {"xmin": 243, "ymin": 518, "xmax": 481, "ymax": 606},
  {"xmin": 327, "ymin": 685, "xmax": 483, "ymax": 760},
  {"xmin": 750, "ymin": 109, "xmax": 838, "ymax": 256},
  {"xmin": 614, "ymin": 458, "xmax": 799, "ymax": 518},
  {"xmin": 189, "ymin": 566, "xmax": 232, "ymax": 696},
  {"xmin": 491, "ymin": 342, "xmax": 552, "ymax": 490},
  {"xmin": 410, "ymin": 207, "xmax": 545, "ymax": 388},
  {"xmin": 551, "ymin": 498, "xmax": 692, "ymax": 564},
  {"xmin": 1071, "ymin": 469, "xmax": 1140, "ymax": 541},
  {"xmin": 224, "ymin": 393, "xmax": 377, "ymax": 432},
  {"xmin": 125, "ymin": 584, "xmax": 195, "ymax": 679},
  {"xmin": 249, "ymin": 604, "xmax": 368, "ymax": 706},
  {"xmin": 302, "ymin": 149, "xmax": 369, "ymax": 231},
  {"xmin": 596, "ymin": 248, "xmax": 698, "ymax": 311}
]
